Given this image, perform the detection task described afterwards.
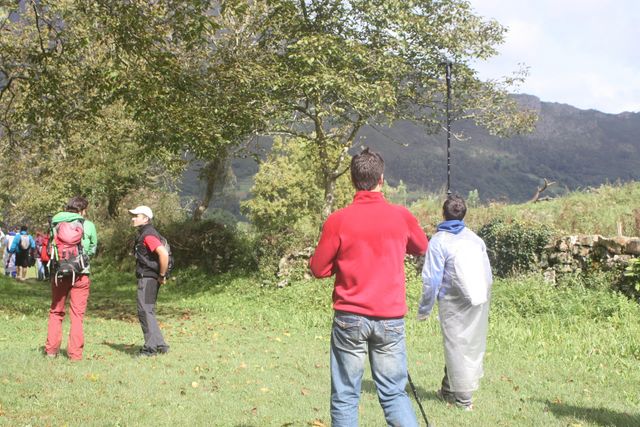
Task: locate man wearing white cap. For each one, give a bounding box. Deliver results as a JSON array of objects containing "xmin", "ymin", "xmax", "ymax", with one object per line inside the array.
[{"xmin": 129, "ymin": 205, "xmax": 170, "ymax": 357}]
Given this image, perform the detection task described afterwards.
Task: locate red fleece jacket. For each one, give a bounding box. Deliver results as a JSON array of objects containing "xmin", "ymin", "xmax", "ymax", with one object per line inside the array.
[{"xmin": 310, "ymin": 191, "xmax": 428, "ymax": 318}]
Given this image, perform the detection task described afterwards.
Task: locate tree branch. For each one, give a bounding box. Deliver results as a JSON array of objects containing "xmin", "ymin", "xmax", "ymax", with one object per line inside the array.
[
  {"xmin": 268, "ymin": 129, "xmax": 313, "ymax": 141},
  {"xmin": 300, "ymin": 0, "xmax": 309, "ymax": 24},
  {"xmin": 529, "ymin": 178, "xmax": 556, "ymax": 203},
  {"xmin": 31, "ymin": 1, "xmax": 47, "ymax": 56}
]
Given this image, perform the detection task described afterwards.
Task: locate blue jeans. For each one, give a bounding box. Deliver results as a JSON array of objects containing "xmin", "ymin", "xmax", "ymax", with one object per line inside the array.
[{"xmin": 330, "ymin": 311, "xmax": 418, "ymax": 427}]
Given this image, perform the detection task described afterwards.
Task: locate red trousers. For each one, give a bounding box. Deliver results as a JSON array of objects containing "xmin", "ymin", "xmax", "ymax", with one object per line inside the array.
[{"xmin": 45, "ymin": 274, "xmax": 90, "ymax": 360}]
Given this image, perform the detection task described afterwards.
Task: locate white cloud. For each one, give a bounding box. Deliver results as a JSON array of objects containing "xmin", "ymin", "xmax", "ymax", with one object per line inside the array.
[{"xmin": 468, "ymin": 0, "xmax": 640, "ymax": 113}]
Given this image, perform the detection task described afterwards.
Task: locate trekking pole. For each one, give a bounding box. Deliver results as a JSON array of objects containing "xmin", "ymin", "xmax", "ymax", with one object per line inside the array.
[{"xmin": 407, "ymin": 371, "xmax": 432, "ymax": 427}]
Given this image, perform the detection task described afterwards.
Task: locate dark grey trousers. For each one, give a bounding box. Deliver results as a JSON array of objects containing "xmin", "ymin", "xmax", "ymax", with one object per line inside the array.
[
  {"xmin": 137, "ymin": 277, "xmax": 168, "ymax": 352},
  {"xmin": 441, "ymin": 366, "xmax": 473, "ymax": 407}
]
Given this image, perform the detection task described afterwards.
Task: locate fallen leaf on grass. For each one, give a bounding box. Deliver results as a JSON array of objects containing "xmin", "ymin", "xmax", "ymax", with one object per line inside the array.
[
  {"xmin": 309, "ymin": 419, "xmax": 327, "ymax": 427},
  {"xmin": 301, "ymin": 388, "xmax": 310, "ymax": 396},
  {"xmin": 85, "ymin": 373, "xmax": 99, "ymax": 382},
  {"xmin": 260, "ymin": 387, "xmax": 270, "ymax": 393},
  {"xmin": 191, "ymin": 382, "xmax": 199, "ymax": 388}
]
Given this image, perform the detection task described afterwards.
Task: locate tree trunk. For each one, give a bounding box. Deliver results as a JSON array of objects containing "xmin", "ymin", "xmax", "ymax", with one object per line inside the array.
[
  {"xmin": 321, "ymin": 176, "xmax": 336, "ymax": 221},
  {"xmin": 192, "ymin": 152, "xmax": 228, "ymax": 221},
  {"xmin": 107, "ymin": 194, "xmax": 120, "ymax": 218}
]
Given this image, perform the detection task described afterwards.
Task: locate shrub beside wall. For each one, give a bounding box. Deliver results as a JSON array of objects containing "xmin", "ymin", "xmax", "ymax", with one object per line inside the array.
[{"xmin": 478, "ymin": 219, "xmax": 553, "ymax": 277}]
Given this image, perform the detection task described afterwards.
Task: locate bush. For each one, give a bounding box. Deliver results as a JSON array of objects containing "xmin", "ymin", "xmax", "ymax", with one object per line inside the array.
[
  {"xmin": 163, "ymin": 219, "xmax": 257, "ymax": 274},
  {"xmin": 241, "ymin": 137, "xmax": 352, "ymax": 277},
  {"xmin": 621, "ymin": 258, "xmax": 640, "ymax": 302},
  {"xmin": 478, "ymin": 218, "xmax": 552, "ymax": 277}
]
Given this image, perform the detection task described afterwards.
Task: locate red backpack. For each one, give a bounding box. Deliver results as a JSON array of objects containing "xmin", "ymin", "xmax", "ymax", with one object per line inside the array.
[
  {"xmin": 49, "ymin": 220, "xmax": 88, "ymax": 285},
  {"xmin": 40, "ymin": 235, "xmax": 50, "ymax": 263}
]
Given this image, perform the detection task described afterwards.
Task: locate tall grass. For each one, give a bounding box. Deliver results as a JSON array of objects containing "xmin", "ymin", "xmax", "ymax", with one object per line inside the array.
[{"xmin": 411, "ymin": 181, "xmax": 640, "ymax": 237}]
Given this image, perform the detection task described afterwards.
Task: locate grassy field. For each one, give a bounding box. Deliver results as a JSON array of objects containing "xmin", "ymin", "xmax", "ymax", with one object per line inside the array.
[
  {"xmin": 1, "ymin": 267, "xmax": 639, "ymax": 426},
  {"xmin": 411, "ymin": 181, "xmax": 640, "ymax": 238}
]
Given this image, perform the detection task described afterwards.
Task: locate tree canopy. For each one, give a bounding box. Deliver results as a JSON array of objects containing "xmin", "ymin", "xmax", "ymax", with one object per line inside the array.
[{"xmin": 0, "ymin": 0, "xmax": 536, "ymax": 224}]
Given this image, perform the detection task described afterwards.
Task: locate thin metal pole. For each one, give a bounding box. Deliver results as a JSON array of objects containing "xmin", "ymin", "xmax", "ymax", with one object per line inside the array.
[
  {"xmin": 445, "ymin": 61, "xmax": 452, "ymax": 195},
  {"xmin": 407, "ymin": 371, "xmax": 432, "ymax": 427}
]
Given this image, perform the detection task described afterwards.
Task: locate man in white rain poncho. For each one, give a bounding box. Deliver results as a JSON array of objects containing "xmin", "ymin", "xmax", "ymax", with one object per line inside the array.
[{"xmin": 418, "ymin": 195, "xmax": 493, "ymax": 411}]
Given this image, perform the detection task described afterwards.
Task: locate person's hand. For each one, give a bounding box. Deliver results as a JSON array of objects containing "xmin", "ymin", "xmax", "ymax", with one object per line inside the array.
[{"xmin": 159, "ymin": 275, "xmax": 167, "ymax": 286}]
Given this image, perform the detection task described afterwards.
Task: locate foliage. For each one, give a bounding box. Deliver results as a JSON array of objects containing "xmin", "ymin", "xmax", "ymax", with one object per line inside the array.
[
  {"xmin": 385, "ymin": 180, "xmax": 409, "ymax": 206},
  {"xmin": 163, "ymin": 219, "xmax": 257, "ymax": 274},
  {"xmin": 478, "ymin": 218, "xmax": 553, "ymax": 277},
  {"xmin": 253, "ymin": 0, "xmax": 536, "ymax": 217},
  {"xmin": 466, "ymin": 189, "xmax": 480, "ymax": 208},
  {"xmin": 622, "ymin": 258, "xmax": 640, "ymax": 302},
  {"xmin": 242, "ymin": 137, "xmax": 352, "ymax": 275},
  {"xmin": 0, "ymin": 1, "xmax": 270, "ymax": 220},
  {"xmin": 1, "ymin": 0, "xmax": 538, "ymax": 224},
  {"xmin": 410, "ymin": 181, "xmax": 640, "ymax": 239}
]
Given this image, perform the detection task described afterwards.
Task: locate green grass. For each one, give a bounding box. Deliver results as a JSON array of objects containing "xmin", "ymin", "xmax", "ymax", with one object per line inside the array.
[
  {"xmin": 411, "ymin": 181, "xmax": 640, "ymax": 238},
  {"xmin": 1, "ymin": 268, "xmax": 639, "ymax": 426}
]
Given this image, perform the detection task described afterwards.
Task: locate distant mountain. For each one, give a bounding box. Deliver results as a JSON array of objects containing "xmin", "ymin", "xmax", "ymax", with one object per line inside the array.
[
  {"xmin": 358, "ymin": 95, "xmax": 640, "ymax": 202},
  {"xmin": 183, "ymin": 95, "xmax": 640, "ymax": 210}
]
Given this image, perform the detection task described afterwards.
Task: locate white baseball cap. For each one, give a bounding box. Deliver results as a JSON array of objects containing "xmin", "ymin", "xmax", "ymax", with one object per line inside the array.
[{"xmin": 128, "ymin": 205, "xmax": 153, "ymax": 219}]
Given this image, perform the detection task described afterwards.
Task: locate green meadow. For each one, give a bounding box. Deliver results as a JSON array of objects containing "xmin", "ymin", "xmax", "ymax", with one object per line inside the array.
[{"xmin": 1, "ymin": 267, "xmax": 639, "ymax": 426}]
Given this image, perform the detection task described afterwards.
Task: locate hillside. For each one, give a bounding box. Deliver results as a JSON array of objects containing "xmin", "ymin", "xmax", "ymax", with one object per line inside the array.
[
  {"xmin": 361, "ymin": 95, "xmax": 640, "ymax": 202},
  {"xmin": 182, "ymin": 95, "xmax": 640, "ymax": 210}
]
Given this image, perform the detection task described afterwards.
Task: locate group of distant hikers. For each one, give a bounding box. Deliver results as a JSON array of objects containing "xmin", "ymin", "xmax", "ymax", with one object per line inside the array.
[
  {"xmin": 2, "ymin": 225, "xmax": 46, "ymax": 281},
  {"xmin": 6, "ymin": 149, "xmax": 493, "ymax": 426}
]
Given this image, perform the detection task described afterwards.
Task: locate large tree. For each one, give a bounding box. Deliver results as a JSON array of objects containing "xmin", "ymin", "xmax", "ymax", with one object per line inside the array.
[
  {"xmin": 253, "ymin": 0, "xmax": 537, "ymax": 218},
  {"xmin": 0, "ymin": 0, "xmax": 269, "ymax": 220},
  {"xmin": 1, "ymin": 0, "xmax": 537, "ymax": 224}
]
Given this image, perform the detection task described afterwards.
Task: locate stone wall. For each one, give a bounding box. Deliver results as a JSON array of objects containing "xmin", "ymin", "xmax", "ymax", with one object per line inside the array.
[{"xmin": 542, "ymin": 235, "xmax": 640, "ymax": 282}]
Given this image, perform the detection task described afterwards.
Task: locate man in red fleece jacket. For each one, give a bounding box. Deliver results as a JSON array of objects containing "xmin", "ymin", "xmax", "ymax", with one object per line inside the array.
[{"xmin": 310, "ymin": 148, "xmax": 428, "ymax": 427}]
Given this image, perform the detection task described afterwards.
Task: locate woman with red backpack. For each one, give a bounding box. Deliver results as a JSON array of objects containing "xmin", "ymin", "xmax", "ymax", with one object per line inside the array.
[{"xmin": 44, "ymin": 196, "xmax": 98, "ymax": 361}]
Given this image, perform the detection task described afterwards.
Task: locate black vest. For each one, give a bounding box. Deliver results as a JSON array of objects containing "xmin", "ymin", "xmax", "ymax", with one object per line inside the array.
[{"xmin": 134, "ymin": 223, "xmax": 163, "ymax": 279}]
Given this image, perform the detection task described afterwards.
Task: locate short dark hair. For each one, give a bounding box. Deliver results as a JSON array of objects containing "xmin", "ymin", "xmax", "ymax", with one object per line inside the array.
[
  {"xmin": 66, "ymin": 196, "xmax": 88, "ymax": 213},
  {"xmin": 20, "ymin": 225, "xmax": 28, "ymax": 232},
  {"xmin": 350, "ymin": 148, "xmax": 384, "ymax": 191},
  {"xmin": 443, "ymin": 195, "xmax": 467, "ymax": 220}
]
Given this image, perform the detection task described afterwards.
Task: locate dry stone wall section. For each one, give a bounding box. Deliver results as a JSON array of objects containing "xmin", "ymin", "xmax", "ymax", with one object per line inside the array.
[{"xmin": 542, "ymin": 235, "xmax": 640, "ymax": 282}]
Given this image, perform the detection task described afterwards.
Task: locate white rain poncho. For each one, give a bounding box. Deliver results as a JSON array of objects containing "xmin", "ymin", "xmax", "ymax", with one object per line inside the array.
[{"xmin": 418, "ymin": 226, "xmax": 493, "ymax": 392}]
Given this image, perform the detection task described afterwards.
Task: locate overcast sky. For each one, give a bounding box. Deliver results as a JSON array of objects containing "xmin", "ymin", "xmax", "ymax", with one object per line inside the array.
[{"xmin": 468, "ymin": 0, "xmax": 640, "ymax": 114}]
